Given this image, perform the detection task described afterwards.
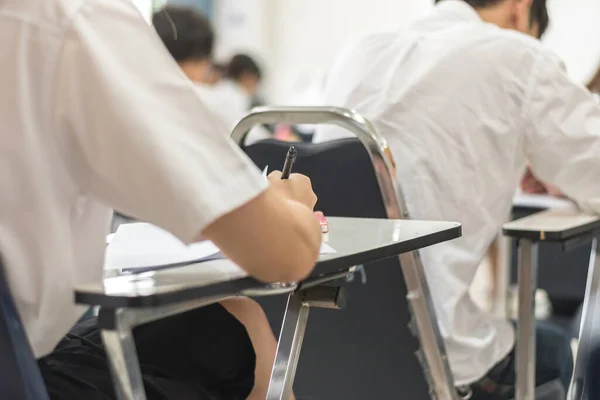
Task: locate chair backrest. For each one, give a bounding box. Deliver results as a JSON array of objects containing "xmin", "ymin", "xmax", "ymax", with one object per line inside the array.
[
  {"xmin": 232, "ymin": 106, "xmax": 458, "ymax": 400},
  {"xmin": 0, "ymin": 256, "xmax": 50, "ymax": 399},
  {"xmin": 241, "ymin": 138, "xmax": 386, "ymax": 218},
  {"xmin": 242, "ymin": 139, "xmax": 431, "ymax": 399}
]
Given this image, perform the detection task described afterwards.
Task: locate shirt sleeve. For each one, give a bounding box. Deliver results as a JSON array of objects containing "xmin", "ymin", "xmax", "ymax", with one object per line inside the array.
[
  {"xmin": 52, "ymin": 0, "xmax": 267, "ymax": 243},
  {"xmin": 524, "ymin": 51, "xmax": 600, "ymax": 214}
]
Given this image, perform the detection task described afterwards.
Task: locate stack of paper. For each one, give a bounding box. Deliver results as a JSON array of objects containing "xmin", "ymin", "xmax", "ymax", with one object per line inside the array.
[
  {"xmin": 513, "ymin": 191, "xmax": 577, "ymax": 211},
  {"xmin": 106, "ymin": 222, "xmax": 336, "ymax": 273},
  {"xmin": 105, "ymin": 223, "xmax": 223, "ymax": 272}
]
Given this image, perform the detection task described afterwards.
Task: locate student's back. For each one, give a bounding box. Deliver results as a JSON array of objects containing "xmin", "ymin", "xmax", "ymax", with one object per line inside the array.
[
  {"xmin": 1, "ymin": 0, "xmax": 320, "ymax": 367},
  {"xmin": 315, "ymin": 0, "xmax": 600, "ymax": 391}
]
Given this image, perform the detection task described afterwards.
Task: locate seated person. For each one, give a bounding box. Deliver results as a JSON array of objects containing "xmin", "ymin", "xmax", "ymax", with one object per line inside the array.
[
  {"xmin": 153, "ymin": 7, "xmax": 270, "ymax": 143},
  {"xmin": 313, "ymin": 0, "xmax": 598, "ymax": 398},
  {"xmin": 0, "ymin": 0, "xmax": 322, "ymax": 399},
  {"xmin": 206, "ymin": 62, "xmax": 227, "ymax": 85},
  {"xmin": 225, "ymin": 53, "xmax": 264, "ymax": 110}
]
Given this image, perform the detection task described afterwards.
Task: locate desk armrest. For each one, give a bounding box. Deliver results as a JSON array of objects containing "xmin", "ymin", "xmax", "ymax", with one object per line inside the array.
[{"xmin": 503, "ymin": 209, "xmax": 600, "ymax": 242}]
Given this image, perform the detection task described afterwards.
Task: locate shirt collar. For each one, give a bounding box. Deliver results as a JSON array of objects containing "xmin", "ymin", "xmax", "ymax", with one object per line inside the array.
[{"xmin": 435, "ymin": 0, "xmax": 482, "ymax": 22}]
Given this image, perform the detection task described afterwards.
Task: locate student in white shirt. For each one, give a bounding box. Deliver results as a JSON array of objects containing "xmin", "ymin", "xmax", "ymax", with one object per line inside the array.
[
  {"xmin": 0, "ymin": 0, "xmax": 322, "ymax": 399},
  {"xmin": 224, "ymin": 54, "xmax": 264, "ymax": 108},
  {"xmin": 313, "ymin": 0, "xmax": 600, "ymax": 397},
  {"xmin": 153, "ymin": 7, "xmax": 270, "ymax": 145}
]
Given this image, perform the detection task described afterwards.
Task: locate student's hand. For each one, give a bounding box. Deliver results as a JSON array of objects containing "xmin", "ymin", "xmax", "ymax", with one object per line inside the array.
[
  {"xmin": 520, "ymin": 166, "xmax": 564, "ymax": 197},
  {"xmin": 520, "ymin": 166, "xmax": 547, "ymax": 194},
  {"xmin": 268, "ymin": 171, "xmax": 318, "ymax": 209}
]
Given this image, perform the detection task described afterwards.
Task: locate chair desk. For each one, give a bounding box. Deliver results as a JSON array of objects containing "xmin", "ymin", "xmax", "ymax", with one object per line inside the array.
[
  {"xmin": 75, "ymin": 217, "xmax": 461, "ymax": 400},
  {"xmin": 503, "ymin": 209, "xmax": 600, "ymax": 400}
]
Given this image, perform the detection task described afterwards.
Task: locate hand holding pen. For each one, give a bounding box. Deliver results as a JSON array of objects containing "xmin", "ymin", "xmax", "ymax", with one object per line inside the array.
[{"xmin": 265, "ymin": 145, "xmax": 317, "ymax": 209}]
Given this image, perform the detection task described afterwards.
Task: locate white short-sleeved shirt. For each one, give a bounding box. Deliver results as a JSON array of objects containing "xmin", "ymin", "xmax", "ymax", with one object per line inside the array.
[
  {"xmin": 314, "ymin": 0, "xmax": 600, "ymax": 385},
  {"xmin": 0, "ymin": 0, "xmax": 266, "ymax": 358}
]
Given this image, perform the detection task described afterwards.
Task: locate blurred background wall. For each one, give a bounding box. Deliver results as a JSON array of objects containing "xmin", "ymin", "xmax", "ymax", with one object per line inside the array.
[{"xmin": 132, "ymin": 0, "xmax": 600, "ymax": 104}]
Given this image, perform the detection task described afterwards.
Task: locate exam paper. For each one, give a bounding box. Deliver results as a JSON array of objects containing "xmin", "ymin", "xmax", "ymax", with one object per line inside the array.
[
  {"xmin": 105, "ymin": 222, "xmax": 336, "ymax": 272},
  {"xmin": 319, "ymin": 242, "xmax": 336, "ymax": 254},
  {"xmin": 105, "ymin": 223, "xmax": 221, "ymax": 271}
]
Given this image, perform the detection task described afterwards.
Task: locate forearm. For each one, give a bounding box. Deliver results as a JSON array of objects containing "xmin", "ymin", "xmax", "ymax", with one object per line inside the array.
[{"xmin": 200, "ymin": 189, "xmax": 321, "ymax": 283}]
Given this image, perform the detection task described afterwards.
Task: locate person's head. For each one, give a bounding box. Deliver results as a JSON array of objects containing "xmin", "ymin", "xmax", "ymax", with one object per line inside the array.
[
  {"xmin": 206, "ymin": 63, "xmax": 227, "ymax": 85},
  {"xmin": 153, "ymin": 6, "xmax": 214, "ymax": 83},
  {"xmin": 435, "ymin": 0, "xmax": 549, "ymax": 39},
  {"xmin": 226, "ymin": 54, "xmax": 263, "ymax": 96}
]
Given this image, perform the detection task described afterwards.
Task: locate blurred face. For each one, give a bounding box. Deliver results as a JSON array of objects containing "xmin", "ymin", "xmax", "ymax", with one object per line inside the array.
[
  {"xmin": 179, "ymin": 59, "xmax": 212, "ymax": 84},
  {"xmin": 239, "ymin": 72, "xmax": 260, "ymax": 96},
  {"xmin": 205, "ymin": 66, "xmax": 225, "ymax": 85}
]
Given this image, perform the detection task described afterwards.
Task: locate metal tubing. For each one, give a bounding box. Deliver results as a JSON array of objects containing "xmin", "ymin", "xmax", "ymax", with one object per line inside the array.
[
  {"xmin": 266, "ymin": 291, "xmax": 311, "ymax": 400},
  {"xmin": 515, "ymin": 239, "xmax": 539, "ymax": 400},
  {"xmin": 569, "ymin": 237, "xmax": 600, "ymax": 400}
]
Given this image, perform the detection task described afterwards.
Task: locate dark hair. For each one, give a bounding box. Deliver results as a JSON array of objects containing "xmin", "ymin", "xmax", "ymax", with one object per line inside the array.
[
  {"xmin": 434, "ymin": 0, "xmax": 503, "ymax": 6},
  {"xmin": 530, "ymin": 0, "xmax": 549, "ymax": 38},
  {"xmin": 434, "ymin": 0, "xmax": 548, "ymax": 38},
  {"xmin": 226, "ymin": 54, "xmax": 262, "ymax": 81},
  {"xmin": 153, "ymin": 6, "xmax": 214, "ymax": 62}
]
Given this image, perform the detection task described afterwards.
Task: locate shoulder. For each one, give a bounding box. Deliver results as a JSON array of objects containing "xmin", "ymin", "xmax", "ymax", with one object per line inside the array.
[{"xmin": 470, "ymin": 27, "xmax": 562, "ymax": 71}]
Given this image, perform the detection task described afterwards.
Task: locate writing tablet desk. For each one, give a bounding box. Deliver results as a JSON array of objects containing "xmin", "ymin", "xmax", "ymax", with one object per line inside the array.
[
  {"xmin": 490, "ymin": 194, "xmax": 578, "ymax": 319},
  {"xmin": 75, "ymin": 217, "xmax": 461, "ymax": 400},
  {"xmin": 503, "ymin": 210, "xmax": 600, "ymax": 400},
  {"xmin": 511, "ymin": 194, "xmax": 588, "ymax": 305}
]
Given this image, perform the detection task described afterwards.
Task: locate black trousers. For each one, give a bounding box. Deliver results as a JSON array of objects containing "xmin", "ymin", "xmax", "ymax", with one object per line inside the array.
[{"xmin": 38, "ymin": 304, "xmax": 256, "ymax": 400}]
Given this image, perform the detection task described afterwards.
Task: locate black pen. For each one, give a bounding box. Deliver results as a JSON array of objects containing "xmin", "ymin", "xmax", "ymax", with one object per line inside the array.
[{"xmin": 280, "ymin": 145, "xmax": 298, "ymax": 179}]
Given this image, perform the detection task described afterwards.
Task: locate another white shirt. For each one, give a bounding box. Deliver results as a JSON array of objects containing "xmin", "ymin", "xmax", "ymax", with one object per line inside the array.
[
  {"xmin": 196, "ymin": 80, "xmax": 271, "ymax": 145},
  {"xmin": 0, "ymin": 0, "xmax": 266, "ymax": 358},
  {"xmin": 314, "ymin": 0, "xmax": 600, "ymax": 385}
]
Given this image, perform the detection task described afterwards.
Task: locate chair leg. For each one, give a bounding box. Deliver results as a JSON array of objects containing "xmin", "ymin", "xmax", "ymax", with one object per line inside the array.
[
  {"xmin": 101, "ymin": 325, "xmax": 146, "ymax": 400},
  {"xmin": 570, "ymin": 237, "xmax": 600, "ymax": 400},
  {"xmin": 267, "ymin": 290, "xmax": 311, "ymax": 400},
  {"xmin": 266, "ymin": 286, "xmax": 346, "ymax": 400},
  {"xmin": 516, "ymin": 239, "xmax": 539, "ymax": 400}
]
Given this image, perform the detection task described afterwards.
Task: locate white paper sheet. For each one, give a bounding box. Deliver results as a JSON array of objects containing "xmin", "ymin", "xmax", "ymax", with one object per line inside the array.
[
  {"xmin": 105, "ymin": 223, "xmax": 221, "ymax": 271},
  {"xmin": 319, "ymin": 242, "xmax": 336, "ymax": 254},
  {"xmin": 513, "ymin": 191, "xmax": 577, "ymax": 211},
  {"xmin": 105, "ymin": 223, "xmax": 337, "ymax": 271}
]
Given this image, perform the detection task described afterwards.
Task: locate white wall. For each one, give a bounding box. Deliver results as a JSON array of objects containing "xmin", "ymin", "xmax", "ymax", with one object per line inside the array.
[
  {"xmin": 212, "ymin": 0, "xmax": 432, "ymax": 103},
  {"xmin": 208, "ymin": 0, "xmax": 600, "ymax": 103},
  {"xmin": 543, "ymin": 0, "xmax": 600, "ymax": 84},
  {"xmin": 213, "ymin": 0, "xmax": 273, "ymax": 63},
  {"xmin": 268, "ymin": 0, "xmax": 433, "ymax": 103}
]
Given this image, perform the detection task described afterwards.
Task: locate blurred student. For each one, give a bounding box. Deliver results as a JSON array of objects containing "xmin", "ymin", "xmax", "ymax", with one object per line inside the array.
[
  {"xmin": 225, "ymin": 54, "xmax": 264, "ymax": 108},
  {"xmin": 206, "ymin": 62, "xmax": 227, "ymax": 85},
  {"xmin": 153, "ymin": 7, "xmax": 270, "ymax": 143},
  {"xmin": 1, "ymin": 0, "xmax": 321, "ymax": 399},
  {"xmin": 313, "ymin": 0, "xmax": 600, "ymax": 398}
]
